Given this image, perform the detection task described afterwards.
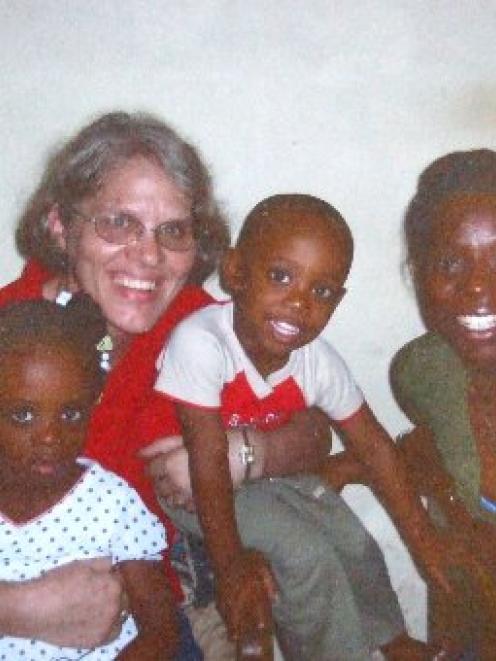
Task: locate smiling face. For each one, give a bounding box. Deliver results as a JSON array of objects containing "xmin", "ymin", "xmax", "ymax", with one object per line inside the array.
[
  {"xmin": 0, "ymin": 342, "xmax": 99, "ymax": 489},
  {"xmin": 415, "ymin": 193, "xmax": 496, "ymax": 372},
  {"xmin": 52, "ymin": 155, "xmax": 196, "ymax": 343},
  {"xmin": 224, "ymin": 207, "xmax": 352, "ymax": 377}
]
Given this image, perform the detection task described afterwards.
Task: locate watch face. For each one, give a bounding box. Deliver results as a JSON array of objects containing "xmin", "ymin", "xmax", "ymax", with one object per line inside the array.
[
  {"xmin": 240, "ymin": 428, "xmax": 255, "ymax": 464},
  {"xmin": 239, "ymin": 428, "xmax": 255, "ymax": 483}
]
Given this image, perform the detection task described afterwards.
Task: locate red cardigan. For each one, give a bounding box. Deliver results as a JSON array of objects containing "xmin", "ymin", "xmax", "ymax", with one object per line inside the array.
[{"xmin": 0, "ymin": 260, "xmax": 213, "ymax": 599}]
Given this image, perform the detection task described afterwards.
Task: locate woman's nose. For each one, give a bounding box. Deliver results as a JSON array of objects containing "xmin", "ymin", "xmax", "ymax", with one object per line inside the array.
[
  {"xmin": 129, "ymin": 231, "xmax": 163, "ymax": 266},
  {"xmin": 462, "ymin": 263, "xmax": 495, "ymax": 303}
]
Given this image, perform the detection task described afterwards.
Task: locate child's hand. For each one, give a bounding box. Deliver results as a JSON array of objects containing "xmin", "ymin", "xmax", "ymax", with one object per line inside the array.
[
  {"xmin": 216, "ymin": 549, "xmax": 277, "ymax": 646},
  {"xmin": 319, "ymin": 451, "xmax": 370, "ymax": 492}
]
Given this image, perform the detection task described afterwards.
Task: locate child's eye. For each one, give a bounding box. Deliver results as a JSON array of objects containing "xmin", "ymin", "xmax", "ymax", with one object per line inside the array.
[
  {"xmin": 313, "ymin": 285, "xmax": 333, "ymax": 300},
  {"xmin": 313, "ymin": 285, "xmax": 343, "ymax": 301},
  {"xmin": 10, "ymin": 409, "xmax": 34, "ymax": 424},
  {"xmin": 268, "ymin": 269, "xmax": 291, "ymax": 284},
  {"xmin": 61, "ymin": 407, "xmax": 84, "ymax": 423}
]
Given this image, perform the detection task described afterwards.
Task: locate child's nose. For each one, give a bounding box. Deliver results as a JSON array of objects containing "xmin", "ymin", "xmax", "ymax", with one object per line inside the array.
[
  {"xmin": 287, "ymin": 287, "xmax": 310, "ymax": 311},
  {"xmin": 39, "ymin": 422, "xmax": 60, "ymax": 445}
]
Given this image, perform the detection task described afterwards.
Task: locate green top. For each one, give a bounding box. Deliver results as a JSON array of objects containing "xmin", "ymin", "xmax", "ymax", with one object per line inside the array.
[{"xmin": 391, "ymin": 331, "xmax": 493, "ymax": 523}]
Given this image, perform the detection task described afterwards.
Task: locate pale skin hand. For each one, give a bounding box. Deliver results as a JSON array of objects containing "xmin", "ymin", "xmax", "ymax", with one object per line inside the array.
[
  {"xmin": 141, "ymin": 407, "xmax": 332, "ymax": 511},
  {"xmin": 142, "ymin": 434, "xmax": 248, "ymax": 512},
  {"xmin": 0, "ymin": 557, "xmax": 125, "ymax": 648}
]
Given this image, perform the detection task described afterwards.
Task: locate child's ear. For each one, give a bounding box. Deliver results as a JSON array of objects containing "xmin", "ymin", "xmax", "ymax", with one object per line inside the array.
[
  {"xmin": 47, "ymin": 205, "xmax": 68, "ymax": 250},
  {"xmin": 220, "ymin": 248, "xmax": 246, "ymax": 296}
]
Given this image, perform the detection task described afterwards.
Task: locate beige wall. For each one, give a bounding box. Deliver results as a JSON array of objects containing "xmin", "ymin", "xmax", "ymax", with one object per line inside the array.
[{"xmin": 2, "ymin": 0, "xmax": 496, "ymax": 637}]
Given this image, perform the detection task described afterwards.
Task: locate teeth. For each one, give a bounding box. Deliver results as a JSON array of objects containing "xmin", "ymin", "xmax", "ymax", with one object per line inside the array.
[
  {"xmin": 458, "ymin": 315, "xmax": 496, "ymax": 331},
  {"xmin": 115, "ymin": 276, "xmax": 156, "ymax": 291},
  {"xmin": 271, "ymin": 321, "xmax": 299, "ymax": 337}
]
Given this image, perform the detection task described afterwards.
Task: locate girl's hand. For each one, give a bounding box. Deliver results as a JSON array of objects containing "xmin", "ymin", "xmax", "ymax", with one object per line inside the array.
[{"xmin": 216, "ymin": 549, "xmax": 277, "ymax": 645}]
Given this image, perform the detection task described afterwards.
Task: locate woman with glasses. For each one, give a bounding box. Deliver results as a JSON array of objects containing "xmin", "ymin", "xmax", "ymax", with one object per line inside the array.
[{"xmin": 0, "ymin": 111, "xmax": 333, "ymax": 659}]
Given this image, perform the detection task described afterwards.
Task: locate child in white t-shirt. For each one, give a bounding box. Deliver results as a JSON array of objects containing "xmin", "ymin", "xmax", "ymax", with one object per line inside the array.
[{"xmin": 155, "ymin": 194, "xmax": 449, "ymax": 660}]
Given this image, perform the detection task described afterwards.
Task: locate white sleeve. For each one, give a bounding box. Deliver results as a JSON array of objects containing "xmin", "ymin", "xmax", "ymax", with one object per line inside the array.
[
  {"xmin": 110, "ymin": 481, "xmax": 166, "ymax": 563},
  {"xmin": 154, "ymin": 316, "xmax": 225, "ymax": 409},
  {"xmin": 307, "ymin": 339, "xmax": 364, "ymax": 421}
]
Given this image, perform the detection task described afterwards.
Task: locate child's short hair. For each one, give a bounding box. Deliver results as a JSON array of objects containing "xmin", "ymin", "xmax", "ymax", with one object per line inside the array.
[
  {"xmin": 236, "ymin": 193, "xmax": 351, "ymax": 250},
  {"xmin": 0, "ymin": 295, "xmax": 107, "ymax": 392},
  {"xmin": 405, "ymin": 149, "xmax": 496, "ymax": 267}
]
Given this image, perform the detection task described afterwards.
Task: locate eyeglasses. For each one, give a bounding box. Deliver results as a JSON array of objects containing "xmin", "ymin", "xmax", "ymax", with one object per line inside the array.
[{"xmin": 69, "ymin": 207, "xmax": 197, "ymax": 252}]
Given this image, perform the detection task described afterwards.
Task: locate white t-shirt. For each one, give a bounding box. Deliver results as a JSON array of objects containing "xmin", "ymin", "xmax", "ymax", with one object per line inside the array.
[
  {"xmin": 156, "ymin": 301, "xmax": 364, "ymax": 429},
  {"xmin": 0, "ymin": 460, "xmax": 166, "ymax": 660}
]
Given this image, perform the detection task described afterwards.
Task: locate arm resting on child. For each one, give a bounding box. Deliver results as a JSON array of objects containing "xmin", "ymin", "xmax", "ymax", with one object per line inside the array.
[
  {"xmin": 0, "ymin": 558, "xmax": 124, "ymax": 648},
  {"xmin": 142, "ymin": 406, "xmax": 332, "ymax": 510}
]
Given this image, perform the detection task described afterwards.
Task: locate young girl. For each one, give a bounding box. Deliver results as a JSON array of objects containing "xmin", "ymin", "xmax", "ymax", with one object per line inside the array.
[
  {"xmin": 154, "ymin": 194, "xmax": 450, "ymax": 661},
  {"xmin": 391, "ymin": 149, "xmax": 496, "ymax": 657},
  {"xmin": 0, "ymin": 297, "xmax": 178, "ymax": 659}
]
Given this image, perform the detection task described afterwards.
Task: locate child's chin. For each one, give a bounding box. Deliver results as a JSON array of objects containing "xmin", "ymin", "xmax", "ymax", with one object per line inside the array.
[{"xmin": 30, "ymin": 460, "xmax": 78, "ymax": 482}]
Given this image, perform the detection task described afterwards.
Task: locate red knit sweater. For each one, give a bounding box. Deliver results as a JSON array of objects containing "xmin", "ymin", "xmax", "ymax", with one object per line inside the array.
[{"xmin": 0, "ymin": 260, "xmax": 213, "ymax": 600}]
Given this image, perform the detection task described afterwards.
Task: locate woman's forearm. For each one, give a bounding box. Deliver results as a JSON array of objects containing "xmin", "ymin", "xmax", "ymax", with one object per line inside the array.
[
  {"xmin": 0, "ymin": 580, "xmax": 35, "ymax": 638},
  {"xmin": 248, "ymin": 407, "xmax": 332, "ymax": 479},
  {"xmin": 146, "ymin": 408, "xmax": 332, "ymax": 504},
  {"xmin": 0, "ymin": 559, "xmax": 123, "ymax": 647}
]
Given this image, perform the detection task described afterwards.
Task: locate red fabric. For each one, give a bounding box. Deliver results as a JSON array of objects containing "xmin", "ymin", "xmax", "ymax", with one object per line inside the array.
[
  {"xmin": 220, "ymin": 372, "xmax": 307, "ymax": 431},
  {"xmin": 0, "ymin": 260, "xmax": 52, "ymax": 306},
  {"xmin": 0, "ymin": 261, "xmax": 213, "ymax": 601}
]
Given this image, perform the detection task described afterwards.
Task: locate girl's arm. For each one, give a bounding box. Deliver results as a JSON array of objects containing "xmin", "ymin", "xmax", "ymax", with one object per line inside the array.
[
  {"xmin": 116, "ymin": 560, "xmax": 179, "ymax": 660},
  {"xmin": 0, "ymin": 558, "xmax": 123, "ymax": 647},
  {"xmin": 176, "ymin": 404, "xmax": 276, "ymax": 644},
  {"xmin": 335, "ymin": 403, "xmax": 452, "ymax": 593}
]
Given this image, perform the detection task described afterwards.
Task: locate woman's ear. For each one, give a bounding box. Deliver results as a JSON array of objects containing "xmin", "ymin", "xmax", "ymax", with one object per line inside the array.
[
  {"xmin": 220, "ymin": 248, "xmax": 246, "ymax": 296},
  {"xmin": 46, "ymin": 205, "xmax": 67, "ymax": 250}
]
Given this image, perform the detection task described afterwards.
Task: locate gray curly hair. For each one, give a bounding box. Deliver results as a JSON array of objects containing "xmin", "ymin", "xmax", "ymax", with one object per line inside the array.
[{"xmin": 16, "ymin": 111, "xmax": 230, "ymax": 284}]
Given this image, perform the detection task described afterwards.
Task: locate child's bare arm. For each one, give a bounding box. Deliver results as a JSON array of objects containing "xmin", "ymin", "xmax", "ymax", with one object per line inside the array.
[
  {"xmin": 176, "ymin": 403, "xmax": 276, "ymax": 642},
  {"xmin": 336, "ymin": 403, "xmax": 453, "ymax": 593},
  {"xmin": 142, "ymin": 406, "xmax": 332, "ymax": 510},
  {"xmin": 116, "ymin": 559, "xmax": 179, "ymax": 660},
  {"xmin": 319, "ymin": 450, "xmax": 369, "ymax": 492}
]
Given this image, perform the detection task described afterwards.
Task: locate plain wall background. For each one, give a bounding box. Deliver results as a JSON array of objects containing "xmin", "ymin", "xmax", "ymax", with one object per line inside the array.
[{"xmin": 2, "ymin": 0, "xmax": 496, "ymax": 639}]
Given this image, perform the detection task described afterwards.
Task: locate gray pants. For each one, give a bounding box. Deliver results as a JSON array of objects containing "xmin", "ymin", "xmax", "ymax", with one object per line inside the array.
[{"xmin": 164, "ymin": 475, "xmax": 405, "ymax": 661}]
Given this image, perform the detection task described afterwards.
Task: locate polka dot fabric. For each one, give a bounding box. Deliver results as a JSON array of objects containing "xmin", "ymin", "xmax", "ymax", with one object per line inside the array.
[{"xmin": 0, "ymin": 460, "xmax": 166, "ymax": 660}]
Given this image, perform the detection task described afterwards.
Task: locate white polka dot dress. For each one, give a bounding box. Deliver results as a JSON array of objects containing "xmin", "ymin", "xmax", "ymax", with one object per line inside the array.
[{"xmin": 0, "ymin": 459, "xmax": 166, "ymax": 660}]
